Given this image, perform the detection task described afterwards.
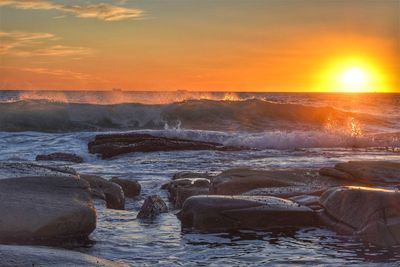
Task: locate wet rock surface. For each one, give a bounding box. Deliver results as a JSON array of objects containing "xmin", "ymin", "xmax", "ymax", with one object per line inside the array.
[
  {"xmin": 110, "ymin": 177, "xmax": 141, "ymax": 197},
  {"xmin": 0, "ymin": 162, "xmax": 78, "ymax": 179},
  {"xmin": 211, "ymin": 168, "xmax": 342, "ymax": 196},
  {"xmin": 178, "ymin": 195, "xmax": 317, "ymax": 232},
  {"xmin": 137, "ymin": 195, "xmax": 168, "ymax": 219},
  {"xmin": 88, "ymin": 133, "xmax": 241, "ymax": 159},
  {"xmin": 163, "ymin": 177, "xmax": 210, "ymax": 208},
  {"xmin": 319, "ymin": 161, "xmax": 400, "ymax": 186},
  {"xmin": 319, "ymin": 186, "xmax": 400, "ymax": 247},
  {"xmin": 0, "ymin": 175, "xmax": 96, "ymax": 244},
  {"xmin": 81, "ymin": 175, "xmax": 125, "ymax": 210},
  {"xmin": 36, "ymin": 152, "xmax": 84, "ymax": 163},
  {"xmin": 0, "ymin": 245, "xmax": 126, "ymax": 267}
]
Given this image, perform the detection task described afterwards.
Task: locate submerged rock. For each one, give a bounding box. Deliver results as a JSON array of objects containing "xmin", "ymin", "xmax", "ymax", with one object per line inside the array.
[
  {"xmin": 319, "ymin": 161, "xmax": 400, "ymax": 186},
  {"xmin": 111, "ymin": 177, "xmax": 141, "ymax": 197},
  {"xmin": 36, "ymin": 152, "xmax": 84, "ymax": 163},
  {"xmin": 81, "ymin": 175, "xmax": 125, "ymax": 210},
  {"xmin": 0, "ymin": 162, "xmax": 77, "ymax": 179},
  {"xmin": 0, "ymin": 245, "xmax": 126, "ymax": 267},
  {"xmin": 178, "ymin": 195, "xmax": 317, "ymax": 232},
  {"xmin": 319, "ymin": 186, "xmax": 400, "ymax": 247},
  {"xmin": 0, "ymin": 176, "xmax": 96, "ymax": 244},
  {"xmin": 88, "ymin": 133, "xmax": 241, "ymax": 159},
  {"xmin": 163, "ymin": 178, "xmax": 210, "ymax": 208},
  {"xmin": 172, "ymin": 171, "xmax": 212, "ymax": 180},
  {"xmin": 137, "ymin": 195, "xmax": 168, "ymax": 219}
]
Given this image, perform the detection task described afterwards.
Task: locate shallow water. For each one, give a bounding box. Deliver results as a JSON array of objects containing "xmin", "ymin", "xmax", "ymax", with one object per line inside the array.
[{"xmin": 1, "ymin": 91, "xmax": 400, "ymax": 266}]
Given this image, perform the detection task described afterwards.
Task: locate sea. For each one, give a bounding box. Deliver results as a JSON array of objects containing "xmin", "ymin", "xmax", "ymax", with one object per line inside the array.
[{"xmin": 0, "ymin": 90, "xmax": 399, "ymax": 266}]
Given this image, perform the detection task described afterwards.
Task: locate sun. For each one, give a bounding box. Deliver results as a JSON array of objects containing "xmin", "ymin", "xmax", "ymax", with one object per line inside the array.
[
  {"xmin": 317, "ymin": 57, "xmax": 389, "ymax": 92},
  {"xmin": 339, "ymin": 67, "xmax": 367, "ymax": 88}
]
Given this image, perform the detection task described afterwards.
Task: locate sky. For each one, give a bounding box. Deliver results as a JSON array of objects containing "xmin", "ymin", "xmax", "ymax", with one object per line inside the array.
[{"xmin": 0, "ymin": 0, "xmax": 399, "ymax": 92}]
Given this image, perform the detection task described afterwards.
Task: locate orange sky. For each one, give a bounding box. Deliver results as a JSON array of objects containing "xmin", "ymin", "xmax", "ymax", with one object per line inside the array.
[{"xmin": 0, "ymin": 0, "xmax": 399, "ymax": 92}]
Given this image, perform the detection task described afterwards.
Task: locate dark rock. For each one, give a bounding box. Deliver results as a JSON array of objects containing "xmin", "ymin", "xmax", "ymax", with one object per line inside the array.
[
  {"xmin": 81, "ymin": 175, "xmax": 125, "ymax": 210},
  {"xmin": 110, "ymin": 177, "xmax": 141, "ymax": 197},
  {"xmin": 137, "ymin": 195, "xmax": 168, "ymax": 219},
  {"xmin": 319, "ymin": 186, "xmax": 400, "ymax": 247},
  {"xmin": 211, "ymin": 168, "xmax": 342, "ymax": 196},
  {"xmin": 164, "ymin": 178, "xmax": 210, "ymax": 208},
  {"xmin": 172, "ymin": 171, "xmax": 212, "ymax": 180},
  {"xmin": 36, "ymin": 152, "xmax": 84, "ymax": 163},
  {"xmin": 0, "ymin": 176, "xmax": 96, "ymax": 244},
  {"xmin": 289, "ymin": 195, "xmax": 322, "ymax": 211},
  {"xmin": 319, "ymin": 161, "xmax": 400, "ymax": 186},
  {"xmin": 0, "ymin": 162, "xmax": 78, "ymax": 179},
  {"xmin": 0, "ymin": 245, "xmax": 126, "ymax": 267},
  {"xmin": 88, "ymin": 133, "xmax": 241, "ymax": 159},
  {"xmin": 178, "ymin": 195, "xmax": 317, "ymax": 232}
]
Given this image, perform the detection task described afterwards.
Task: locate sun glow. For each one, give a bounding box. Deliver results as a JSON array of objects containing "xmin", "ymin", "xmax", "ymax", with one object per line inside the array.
[{"xmin": 317, "ymin": 57, "xmax": 389, "ymax": 92}]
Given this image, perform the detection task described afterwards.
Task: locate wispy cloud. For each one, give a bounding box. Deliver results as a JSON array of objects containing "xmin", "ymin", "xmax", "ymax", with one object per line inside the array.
[
  {"xmin": 0, "ymin": 0, "xmax": 143, "ymax": 21},
  {"xmin": 0, "ymin": 66, "xmax": 92, "ymax": 80},
  {"xmin": 0, "ymin": 31, "xmax": 92, "ymax": 57}
]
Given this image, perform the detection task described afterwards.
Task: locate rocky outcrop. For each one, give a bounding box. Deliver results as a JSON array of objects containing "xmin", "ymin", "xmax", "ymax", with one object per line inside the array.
[
  {"xmin": 81, "ymin": 175, "xmax": 125, "ymax": 210},
  {"xmin": 172, "ymin": 171, "xmax": 212, "ymax": 180},
  {"xmin": 0, "ymin": 162, "xmax": 78, "ymax": 179},
  {"xmin": 88, "ymin": 133, "xmax": 241, "ymax": 159},
  {"xmin": 0, "ymin": 245, "xmax": 126, "ymax": 267},
  {"xmin": 163, "ymin": 178, "xmax": 210, "ymax": 208},
  {"xmin": 319, "ymin": 186, "xmax": 400, "ymax": 247},
  {"xmin": 137, "ymin": 195, "xmax": 168, "ymax": 219},
  {"xmin": 0, "ymin": 176, "xmax": 96, "ymax": 244},
  {"xmin": 36, "ymin": 152, "xmax": 84, "ymax": 163},
  {"xmin": 319, "ymin": 161, "xmax": 400, "ymax": 186},
  {"xmin": 211, "ymin": 168, "xmax": 342, "ymax": 197},
  {"xmin": 178, "ymin": 195, "xmax": 317, "ymax": 231},
  {"xmin": 110, "ymin": 177, "xmax": 141, "ymax": 197}
]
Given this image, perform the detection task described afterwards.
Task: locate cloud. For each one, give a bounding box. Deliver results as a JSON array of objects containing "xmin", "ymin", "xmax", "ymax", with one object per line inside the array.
[
  {"xmin": 0, "ymin": 66, "xmax": 92, "ymax": 80},
  {"xmin": 0, "ymin": 0, "xmax": 143, "ymax": 21},
  {"xmin": 0, "ymin": 31, "xmax": 92, "ymax": 57}
]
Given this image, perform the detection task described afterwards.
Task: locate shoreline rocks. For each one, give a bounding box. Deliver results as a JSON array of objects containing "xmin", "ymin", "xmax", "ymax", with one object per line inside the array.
[
  {"xmin": 137, "ymin": 195, "xmax": 168, "ymax": 219},
  {"xmin": 0, "ymin": 175, "xmax": 96, "ymax": 244},
  {"xmin": 88, "ymin": 133, "xmax": 242, "ymax": 159},
  {"xmin": 178, "ymin": 195, "xmax": 317, "ymax": 232},
  {"xmin": 81, "ymin": 175, "xmax": 125, "ymax": 210},
  {"xmin": 111, "ymin": 177, "xmax": 141, "ymax": 197},
  {"xmin": 36, "ymin": 152, "xmax": 84, "ymax": 163},
  {"xmin": 0, "ymin": 245, "xmax": 126, "ymax": 267}
]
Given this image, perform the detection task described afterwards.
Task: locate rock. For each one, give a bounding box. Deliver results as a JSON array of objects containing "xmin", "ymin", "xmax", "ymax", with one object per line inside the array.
[
  {"xmin": 88, "ymin": 133, "xmax": 241, "ymax": 159},
  {"xmin": 319, "ymin": 186, "xmax": 400, "ymax": 247},
  {"xmin": 211, "ymin": 168, "xmax": 342, "ymax": 196},
  {"xmin": 289, "ymin": 195, "xmax": 322, "ymax": 211},
  {"xmin": 137, "ymin": 195, "xmax": 168, "ymax": 219},
  {"xmin": 110, "ymin": 177, "xmax": 141, "ymax": 197},
  {"xmin": 320, "ymin": 161, "xmax": 400, "ymax": 186},
  {"xmin": 172, "ymin": 171, "xmax": 212, "ymax": 180},
  {"xmin": 0, "ymin": 245, "xmax": 126, "ymax": 267},
  {"xmin": 164, "ymin": 178, "xmax": 210, "ymax": 208},
  {"xmin": 0, "ymin": 161, "xmax": 78, "ymax": 179},
  {"xmin": 36, "ymin": 152, "xmax": 84, "ymax": 163},
  {"xmin": 81, "ymin": 175, "xmax": 125, "ymax": 210},
  {"xmin": 0, "ymin": 176, "xmax": 96, "ymax": 244},
  {"xmin": 178, "ymin": 195, "xmax": 317, "ymax": 232}
]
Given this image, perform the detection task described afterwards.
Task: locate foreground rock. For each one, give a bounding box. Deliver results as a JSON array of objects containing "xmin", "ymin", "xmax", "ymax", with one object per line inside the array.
[
  {"xmin": 319, "ymin": 186, "xmax": 400, "ymax": 247},
  {"xmin": 319, "ymin": 161, "xmax": 400, "ymax": 186},
  {"xmin": 111, "ymin": 177, "xmax": 141, "ymax": 197},
  {"xmin": 88, "ymin": 133, "xmax": 241, "ymax": 159},
  {"xmin": 211, "ymin": 168, "xmax": 343, "ymax": 197},
  {"xmin": 0, "ymin": 176, "xmax": 96, "ymax": 244},
  {"xmin": 178, "ymin": 195, "xmax": 317, "ymax": 231},
  {"xmin": 0, "ymin": 245, "xmax": 126, "ymax": 267},
  {"xmin": 81, "ymin": 175, "xmax": 125, "ymax": 210},
  {"xmin": 0, "ymin": 162, "xmax": 77, "ymax": 179},
  {"xmin": 36, "ymin": 152, "xmax": 84, "ymax": 163},
  {"xmin": 137, "ymin": 195, "xmax": 168, "ymax": 219},
  {"xmin": 163, "ymin": 178, "xmax": 210, "ymax": 208}
]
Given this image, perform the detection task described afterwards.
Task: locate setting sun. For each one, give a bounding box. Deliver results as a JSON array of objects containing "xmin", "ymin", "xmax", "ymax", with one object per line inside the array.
[{"xmin": 339, "ymin": 67, "xmax": 368, "ymax": 89}]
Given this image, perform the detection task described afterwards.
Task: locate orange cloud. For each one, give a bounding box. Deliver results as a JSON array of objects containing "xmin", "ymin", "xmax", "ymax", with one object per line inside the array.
[
  {"xmin": 0, "ymin": 0, "xmax": 143, "ymax": 21},
  {"xmin": 0, "ymin": 31, "xmax": 92, "ymax": 57}
]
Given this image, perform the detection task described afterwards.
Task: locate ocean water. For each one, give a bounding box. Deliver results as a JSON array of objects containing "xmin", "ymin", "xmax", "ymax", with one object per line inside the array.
[{"xmin": 0, "ymin": 90, "xmax": 400, "ymax": 266}]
